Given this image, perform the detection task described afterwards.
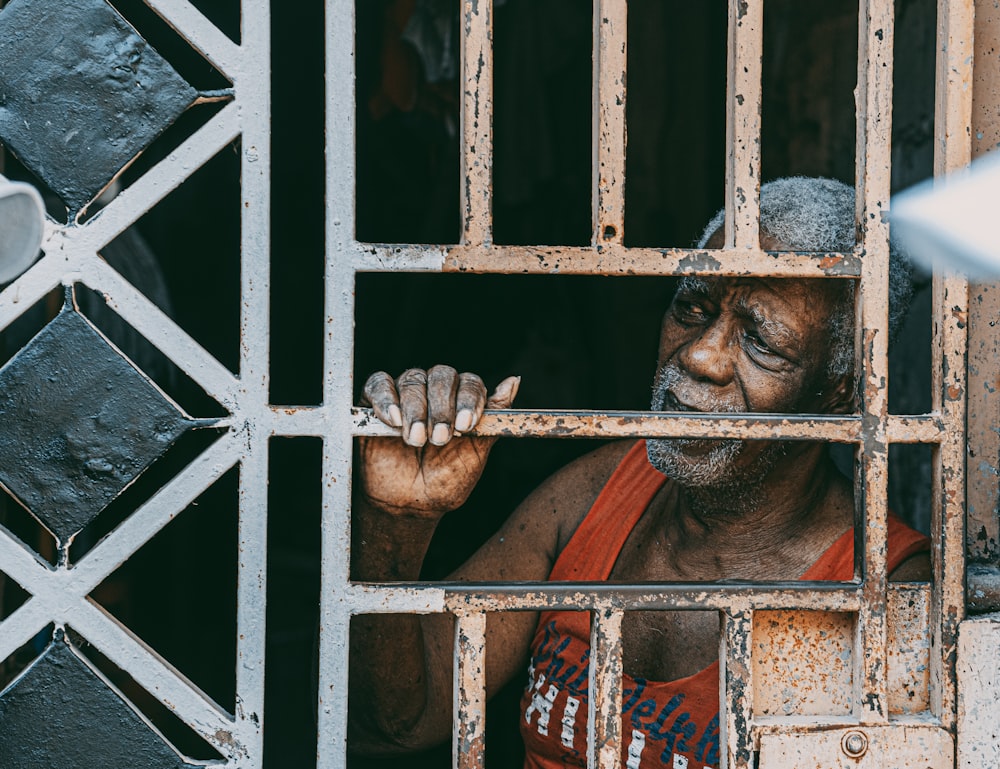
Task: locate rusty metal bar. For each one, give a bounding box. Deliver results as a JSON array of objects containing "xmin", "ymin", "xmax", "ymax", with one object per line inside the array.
[
  {"xmin": 854, "ymin": 0, "xmax": 895, "ymax": 725},
  {"xmin": 724, "ymin": 0, "xmax": 763, "ymax": 251},
  {"xmin": 721, "ymin": 607, "xmax": 754, "ymax": 769},
  {"xmin": 930, "ymin": 0, "xmax": 974, "ymax": 731},
  {"xmin": 461, "ymin": 0, "xmax": 493, "ymax": 247},
  {"xmin": 592, "ymin": 0, "xmax": 627, "ymax": 246},
  {"xmin": 453, "ymin": 611, "xmax": 487, "ymax": 769},
  {"xmin": 587, "ymin": 606, "xmax": 623, "ymax": 769},
  {"xmin": 348, "ymin": 582, "xmax": 863, "ymax": 614},
  {"xmin": 357, "ymin": 243, "xmax": 865, "ymax": 277},
  {"xmin": 352, "ymin": 407, "xmax": 947, "ymax": 444}
]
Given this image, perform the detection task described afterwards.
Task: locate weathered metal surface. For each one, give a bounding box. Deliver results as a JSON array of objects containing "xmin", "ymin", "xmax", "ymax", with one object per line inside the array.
[
  {"xmin": 387, "ymin": 242, "xmax": 866, "ymax": 277},
  {"xmin": 931, "ymin": 0, "xmax": 974, "ymax": 732},
  {"xmin": 461, "ymin": 0, "xmax": 493, "ymax": 247},
  {"xmin": 966, "ymin": 564, "xmax": 1000, "ymax": 613},
  {"xmin": 967, "ymin": 0, "xmax": 1000, "ymax": 564},
  {"xmin": 886, "ymin": 585, "xmax": 932, "ymax": 715},
  {"xmin": 753, "ymin": 611, "xmax": 854, "ymax": 717},
  {"xmin": 854, "ymin": 0, "xmax": 895, "ymax": 726},
  {"xmin": 724, "ymin": 0, "xmax": 762, "ymax": 252},
  {"xmin": 592, "ymin": 0, "xmax": 627, "ymax": 247},
  {"xmin": 454, "ymin": 612, "xmax": 487, "ymax": 769},
  {"xmin": 957, "ymin": 613, "xmax": 1000, "ymax": 767},
  {"xmin": 353, "ymin": 406, "xmax": 946, "ymax": 444},
  {"xmin": 0, "ymin": 0, "xmax": 197, "ymax": 216},
  {"xmin": 0, "ymin": 633, "xmax": 195, "ymax": 769},
  {"xmin": 588, "ymin": 606, "xmax": 623, "ymax": 769},
  {"xmin": 757, "ymin": 723, "xmax": 953, "ymax": 768},
  {"xmin": 722, "ymin": 608, "xmax": 754, "ymax": 769},
  {"xmin": 0, "ymin": 291, "xmax": 194, "ymax": 543}
]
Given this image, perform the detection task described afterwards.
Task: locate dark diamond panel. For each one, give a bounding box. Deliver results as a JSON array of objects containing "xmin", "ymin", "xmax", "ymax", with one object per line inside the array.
[
  {"xmin": 0, "ymin": 634, "xmax": 194, "ymax": 768},
  {"xmin": 0, "ymin": 294, "xmax": 193, "ymax": 542},
  {"xmin": 0, "ymin": 0, "xmax": 197, "ymax": 214}
]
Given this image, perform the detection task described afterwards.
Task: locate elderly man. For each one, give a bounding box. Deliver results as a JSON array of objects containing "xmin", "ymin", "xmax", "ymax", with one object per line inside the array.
[{"xmin": 349, "ymin": 177, "xmax": 929, "ymax": 768}]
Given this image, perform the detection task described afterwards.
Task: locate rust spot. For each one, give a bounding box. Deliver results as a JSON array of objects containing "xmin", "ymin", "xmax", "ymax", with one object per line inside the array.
[
  {"xmin": 819, "ymin": 255, "xmax": 844, "ymax": 269},
  {"xmin": 603, "ymin": 224, "xmax": 617, "ymax": 240},
  {"xmin": 947, "ymin": 384, "xmax": 963, "ymax": 401}
]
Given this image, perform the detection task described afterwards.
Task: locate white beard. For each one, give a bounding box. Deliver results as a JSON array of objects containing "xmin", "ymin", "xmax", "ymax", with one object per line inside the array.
[{"xmin": 647, "ymin": 363, "xmax": 785, "ymax": 492}]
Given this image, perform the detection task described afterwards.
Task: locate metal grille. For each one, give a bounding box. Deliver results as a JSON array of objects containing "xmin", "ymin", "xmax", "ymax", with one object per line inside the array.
[
  {"xmin": 324, "ymin": 1, "xmax": 971, "ymax": 768},
  {"xmin": 0, "ymin": 0, "xmax": 975, "ymax": 768}
]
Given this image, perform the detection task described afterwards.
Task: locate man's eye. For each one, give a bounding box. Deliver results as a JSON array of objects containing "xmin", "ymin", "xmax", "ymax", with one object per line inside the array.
[
  {"xmin": 744, "ymin": 331, "xmax": 775, "ymax": 355},
  {"xmin": 674, "ymin": 301, "xmax": 707, "ymax": 322}
]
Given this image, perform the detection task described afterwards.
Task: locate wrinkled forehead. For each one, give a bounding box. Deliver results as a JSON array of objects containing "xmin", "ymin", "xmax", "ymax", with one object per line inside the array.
[{"xmin": 672, "ymin": 275, "xmax": 848, "ymax": 322}]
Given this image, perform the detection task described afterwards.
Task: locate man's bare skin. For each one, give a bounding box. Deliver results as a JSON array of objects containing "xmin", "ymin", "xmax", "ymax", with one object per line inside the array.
[{"xmin": 349, "ymin": 269, "xmax": 929, "ymax": 755}]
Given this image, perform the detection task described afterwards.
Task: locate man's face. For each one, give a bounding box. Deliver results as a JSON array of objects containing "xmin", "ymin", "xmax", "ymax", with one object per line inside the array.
[{"xmin": 647, "ymin": 274, "xmax": 848, "ymax": 488}]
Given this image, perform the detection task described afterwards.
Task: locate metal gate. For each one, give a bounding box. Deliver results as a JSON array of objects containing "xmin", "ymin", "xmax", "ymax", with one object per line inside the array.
[{"xmin": 0, "ymin": 0, "xmax": 986, "ymax": 767}]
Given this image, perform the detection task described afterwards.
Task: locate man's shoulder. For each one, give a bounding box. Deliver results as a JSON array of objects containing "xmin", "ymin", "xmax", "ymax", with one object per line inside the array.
[{"xmin": 542, "ymin": 439, "xmax": 641, "ymax": 554}]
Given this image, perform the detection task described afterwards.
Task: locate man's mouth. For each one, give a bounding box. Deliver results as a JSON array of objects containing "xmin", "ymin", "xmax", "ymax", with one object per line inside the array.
[{"xmin": 659, "ymin": 390, "xmax": 698, "ymax": 413}]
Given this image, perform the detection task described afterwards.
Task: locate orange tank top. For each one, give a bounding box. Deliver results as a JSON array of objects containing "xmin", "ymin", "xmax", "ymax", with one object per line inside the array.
[{"xmin": 519, "ymin": 440, "xmax": 930, "ymax": 769}]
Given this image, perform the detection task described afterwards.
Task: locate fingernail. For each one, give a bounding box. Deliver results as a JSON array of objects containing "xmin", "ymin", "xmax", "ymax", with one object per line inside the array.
[
  {"xmin": 431, "ymin": 423, "xmax": 451, "ymax": 445},
  {"xmin": 388, "ymin": 404, "xmax": 403, "ymax": 428},
  {"xmin": 407, "ymin": 422, "xmax": 427, "ymax": 446},
  {"xmin": 455, "ymin": 409, "xmax": 473, "ymax": 432}
]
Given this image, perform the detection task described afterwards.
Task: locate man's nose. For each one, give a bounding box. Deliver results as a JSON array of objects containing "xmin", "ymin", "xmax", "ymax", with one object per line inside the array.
[{"xmin": 676, "ymin": 321, "xmax": 735, "ymax": 384}]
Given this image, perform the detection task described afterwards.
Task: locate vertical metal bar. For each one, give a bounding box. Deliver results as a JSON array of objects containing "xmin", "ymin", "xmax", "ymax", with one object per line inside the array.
[
  {"xmin": 720, "ymin": 608, "xmax": 754, "ymax": 769},
  {"xmin": 461, "ymin": 0, "xmax": 494, "ymax": 247},
  {"xmin": 931, "ymin": 0, "xmax": 974, "ymax": 731},
  {"xmin": 319, "ymin": 0, "xmax": 357, "ymax": 766},
  {"xmin": 587, "ymin": 606, "xmax": 623, "ymax": 769},
  {"xmin": 453, "ymin": 611, "xmax": 487, "ymax": 769},
  {"xmin": 968, "ymin": 0, "xmax": 1000, "ymax": 561},
  {"xmin": 235, "ymin": 0, "xmax": 271, "ymax": 761},
  {"xmin": 724, "ymin": 0, "xmax": 763, "ymax": 251},
  {"xmin": 592, "ymin": 0, "xmax": 627, "ymax": 246},
  {"xmin": 853, "ymin": 0, "xmax": 894, "ymax": 725}
]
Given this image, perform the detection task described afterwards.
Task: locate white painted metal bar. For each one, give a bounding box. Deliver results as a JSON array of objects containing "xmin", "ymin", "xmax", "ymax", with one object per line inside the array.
[
  {"xmin": 232, "ymin": 0, "xmax": 272, "ymax": 759},
  {"xmin": 60, "ymin": 434, "xmax": 240, "ymax": 594},
  {"xmin": 0, "ymin": 599, "xmax": 51, "ymax": 665},
  {"xmin": 461, "ymin": 0, "xmax": 493, "ymax": 247},
  {"xmin": 83, "ymin": 258, "xmax": 241, "ymax": 408},
  {"xmin": 721, "ymin": 607, "xmax": 754, "ymax": 769},
  {"xmin": 357, "ymin": 243, "xmax": 866, "ymax": 277},
  {"xmin": 453, "ymin": 611, "xmax": 487, "ymax": 769},
  {"xmin": 81, "ymin": 103, "xmax": 241, "ymax": 250},
  {"xmin": 67, "ymin": 602, "xmax": 239, "ymax": 749},
  {"xmin": 592, "ymin": 0, "xmax": 627, "ymax": 246},
  {"xmin": 318, "ymin": 0, "xmax": 357, "ymax": 766},
  {"xmin": 587, "ymin": 606, "xmax": 623, "ymax": 769},
  {"xmin": 141, "ymin": 0, "xmax": 242, "ymax": 78},
  {"xmin": 854, "ymin": 0, "xmax": 895, "ymax": 725},
  {"xmin": 930, "ymin": 0, "xmax": 974, "ymax": 731},
  {"xmin": 0, "ymin": 526, "xmax": 55, "ymax": 591},
  {"xmin": 0, "ymin": 253, "xmax": 63, "ymax": 330},
  {"xmin": 724, "ymin": 0, "xmax": 763, "ymax": 251}
]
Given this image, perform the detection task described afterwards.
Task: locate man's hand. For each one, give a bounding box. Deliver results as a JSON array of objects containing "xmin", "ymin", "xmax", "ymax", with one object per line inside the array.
[{"xmin": 360, "ymin": 366, "xmax": 520, "ymax": 517}]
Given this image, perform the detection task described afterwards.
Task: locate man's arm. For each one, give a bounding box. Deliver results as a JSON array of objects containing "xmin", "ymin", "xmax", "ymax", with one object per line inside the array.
[{"xmin": 348, "ymin": 367, "xmax": 624, "ymax": 753}]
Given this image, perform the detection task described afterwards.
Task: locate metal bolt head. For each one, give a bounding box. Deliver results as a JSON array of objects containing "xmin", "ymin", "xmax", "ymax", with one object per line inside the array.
[{"xmin": 841, "ymin": 730, "xmax": 869, "ymax": 758}]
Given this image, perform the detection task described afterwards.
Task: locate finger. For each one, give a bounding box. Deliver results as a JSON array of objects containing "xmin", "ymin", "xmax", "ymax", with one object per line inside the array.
[
  {"xmin": 396, "ymin": 368, "xmax": 429, "ymax": 446},
  {"xmin": 486, "ymin": 375, "xmax": 521, "ymax": 409},
  {"xmin": 363, "ymin": 371, "xmax": 403, "ymax": 428},
  {"xmin": 454, "ymin": 373, "xmax": 488, "ymax": 433},
  {"xmin": 427, "ymin": 364, "xmax": 459, "ymax": 445}
]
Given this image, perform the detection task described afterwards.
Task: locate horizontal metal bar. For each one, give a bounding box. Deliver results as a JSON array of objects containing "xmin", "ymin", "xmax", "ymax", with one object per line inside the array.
[
  {"xmin": 353, "ymin": 243, "xmax": 864, "ymax": 277},
  {"xmin": 347, "ymin": 582, "xmax": 862, "ymax": 613},
  {"xmin": 352, "ymin": 408, "xmax": 945, "ymax": 443}
]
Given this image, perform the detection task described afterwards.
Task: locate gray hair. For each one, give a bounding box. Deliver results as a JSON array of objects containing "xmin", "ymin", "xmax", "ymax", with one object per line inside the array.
[{"xmin": 695, "ymin": 176, "xmax": 914, "ymax": 381}]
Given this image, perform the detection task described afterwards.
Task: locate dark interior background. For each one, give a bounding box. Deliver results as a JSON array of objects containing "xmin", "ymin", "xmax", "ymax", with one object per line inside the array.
[{"xmin": 0, "ymin": 0, "xmax": 937, "ymax": 767}]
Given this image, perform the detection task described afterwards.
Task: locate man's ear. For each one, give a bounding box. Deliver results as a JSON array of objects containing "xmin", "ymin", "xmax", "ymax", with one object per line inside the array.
[{"xmin": 820, "ymin": 374, "xmax": 856, "ymax": 414}]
